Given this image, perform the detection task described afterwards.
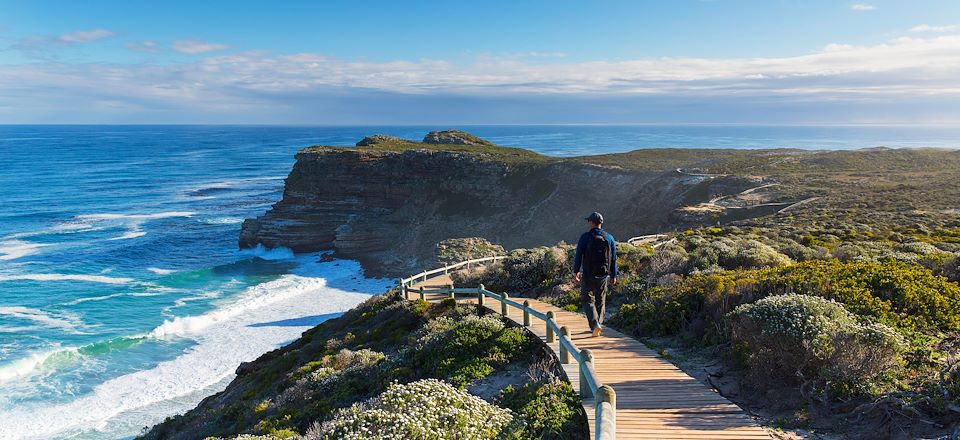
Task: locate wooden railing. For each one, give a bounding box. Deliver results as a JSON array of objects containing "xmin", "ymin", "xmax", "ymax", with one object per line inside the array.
[{"xmin": 398, "ymin": 256, "xmax": 617, "ymax": 440}]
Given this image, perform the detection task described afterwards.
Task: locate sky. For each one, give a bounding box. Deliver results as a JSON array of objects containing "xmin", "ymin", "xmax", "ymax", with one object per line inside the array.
[{"xmin": 1, "ymin": 0, "xmax": 959, "ymax": 124}]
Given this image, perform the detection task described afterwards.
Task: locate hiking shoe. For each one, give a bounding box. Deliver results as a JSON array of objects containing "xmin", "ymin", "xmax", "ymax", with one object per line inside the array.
[{"xmin": 592, "ymin": 326, "xmax": 602, "ymax": 338}]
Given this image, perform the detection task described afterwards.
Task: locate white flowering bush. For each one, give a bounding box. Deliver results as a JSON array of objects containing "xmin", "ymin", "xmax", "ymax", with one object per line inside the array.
[
  {"xmin": 895, "ymin": 241, "xmax": 947, "ymax": 256},
  {"xmin": 307, "ymin": 379, "xmax": 524, "ymax": 440},
  {"xmin": 728, "ymin": 294, "xmax": 905, "ymax": 396}
]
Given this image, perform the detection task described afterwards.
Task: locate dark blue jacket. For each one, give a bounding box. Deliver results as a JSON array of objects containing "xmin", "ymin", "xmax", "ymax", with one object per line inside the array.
[{"xmin": 573, "ymin": 227, "xmax": 618, "ymax": 278}]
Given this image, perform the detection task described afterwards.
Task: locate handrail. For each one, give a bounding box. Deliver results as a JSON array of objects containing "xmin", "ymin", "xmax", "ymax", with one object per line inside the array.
[
  {"xmin": 398, "ymin": 257, "xmax": 616, "ymax": 440},
  {"xmin": 398, "ymin": 255, "xmax": 507, "ymax": 286}
]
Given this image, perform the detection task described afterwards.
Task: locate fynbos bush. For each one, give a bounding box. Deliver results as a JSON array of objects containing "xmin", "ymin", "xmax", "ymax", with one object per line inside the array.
[
  {"xmin": 497, "ymin": 381, "xmax": 587, "ymax": 440},
  {"xmin": 309, "ymin": 379, "xmax": 523, "ymax": 439},
  {"xmin": 453, "ymin": 246, "xmax": 570, "ymax": 293},
  {"xmin": 436, "ymin": 237, "xmax": 506, "ymax": 266},
  {"xmin": 414, "ymin": 315, "xmax": 530, "ymax": 387},
  {"xmin": 728, "ymin": 294, "xmax": 905, "ymax": 396}
]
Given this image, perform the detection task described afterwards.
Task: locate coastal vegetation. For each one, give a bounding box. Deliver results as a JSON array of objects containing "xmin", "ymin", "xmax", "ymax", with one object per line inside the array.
[
  {"xmin": 190, "ymin": 132, "xmax": 960, "ymax": 438},
  {"xmin": 455, "ymin": 218, "xmax": 960, "ymax": 437},
  {"xmin": 140, "ymin": 291, "xmax": 587, "ymax": 439}
]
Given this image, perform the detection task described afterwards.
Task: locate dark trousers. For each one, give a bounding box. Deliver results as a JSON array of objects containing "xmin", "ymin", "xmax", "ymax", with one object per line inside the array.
[{"xmin": 580, "ymin": 276, "xmax": 608, "ymax": 331}]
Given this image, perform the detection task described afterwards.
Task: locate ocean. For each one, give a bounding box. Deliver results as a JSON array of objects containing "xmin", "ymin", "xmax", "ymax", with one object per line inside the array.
[{"xmin": 0, "ymin": 124, "xmax": 957, "ymax": 439}]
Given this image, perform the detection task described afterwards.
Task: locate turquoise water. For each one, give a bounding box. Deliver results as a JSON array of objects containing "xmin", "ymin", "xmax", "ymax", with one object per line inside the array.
[{"xmin": 0, "ymin": 125, "xmax": 957, "ymax": 439}]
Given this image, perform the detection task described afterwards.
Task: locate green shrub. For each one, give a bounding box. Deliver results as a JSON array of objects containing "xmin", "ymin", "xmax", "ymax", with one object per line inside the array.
[
  {"xmin": 732, "ymin": 240, "xmax": 793, "ymax": 269},
  {"xmin": 497, "ymin": 382, "xmax": 588, "ymax": 440},
  {"xmin": 611, "ymin": 259, "xmax": 960, "ymax": 341},
  {"xmin": 776, "ymin": 239, "xmax": 823, "ymax": 262},
  {"xmin": 454, "ymin": 246, "xmax": 570, "ymax": 293},
  {"xmin": 291, "ymin": 349, "xmax": 385, "ymax": 382},
  {"xmin": 610, "ymin": 272, "xmax": 762, "ymax": 340},
  {"xmin": 614, "ymin": 242, "xmax": 653, "ymax": 276},
  {"xmin": 308, "ymin": 379, "xmax": 523, "ymax": 439},
  {"xmin": 939, "ymin": 255, "xmax": 960, "ymax": 283},
  {"xmin": 436, "ymin": 237, "xmax": 506, "ymax": 266},
  {"xmin": 413, "ymin": 315, "xmax": 531, "ymax": 387},
  {"xmin": 647, "ymin": 243, "xmax": 688, "ymax": 283},
  {"xmin": 763, "ymin": 260, "xmax": 960, "ymax": 331},
  {"xmin": 728, "ymin": 294, "xmax": 905, "ymax": 396}
]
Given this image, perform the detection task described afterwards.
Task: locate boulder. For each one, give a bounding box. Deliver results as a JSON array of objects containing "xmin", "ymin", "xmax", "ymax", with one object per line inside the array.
[
  {"xmin": 422, "ymin": 130, "xmax": 493, "ymax": 146},
  {"xmin": 356, "ymin": 134, "xmax": 403, "ymax": 146}
]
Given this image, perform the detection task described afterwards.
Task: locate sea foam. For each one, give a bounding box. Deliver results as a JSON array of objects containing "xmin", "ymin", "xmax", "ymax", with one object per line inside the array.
[
  {"xmin": 0, "ymin": 240, "xmax": 50, "ymax": 261},
  {"xmin": 0, "ymin": 257, "xmax": 390, "ymax": 440},
  {"xmin": 0, "ymin": 306, "xmax": 86, "ymax": 334},
  {"xmin": 146, "ymin": 267, "xmax": 177, "ymax": 275}
]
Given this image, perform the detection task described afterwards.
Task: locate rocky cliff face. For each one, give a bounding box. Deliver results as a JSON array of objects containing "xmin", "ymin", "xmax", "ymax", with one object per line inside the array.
[{"xmin": 239, "ymin": 135, "xmax": 759, "ymax": 277}]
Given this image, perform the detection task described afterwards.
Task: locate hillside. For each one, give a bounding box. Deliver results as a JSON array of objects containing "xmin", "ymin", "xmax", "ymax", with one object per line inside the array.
[
  {"xmin": 144, "ymin": 130, "xmax": 960, "ymax": 439},
  {"xmin": 450, "ymin": 223, "xmax": 960, "ymax": 438},
  {"xmin": 240, "ymin": 131, "xmax": 960, "ymax": 277},
  {"xmin": 140, "ymin": 292, "xmax": 588, "ymax": 439}
]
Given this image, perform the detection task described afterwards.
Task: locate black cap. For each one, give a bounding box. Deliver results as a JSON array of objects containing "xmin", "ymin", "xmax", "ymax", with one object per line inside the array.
[{"xmin": 585, "ymin": 212, "xmax": 603, "ymax": 224}]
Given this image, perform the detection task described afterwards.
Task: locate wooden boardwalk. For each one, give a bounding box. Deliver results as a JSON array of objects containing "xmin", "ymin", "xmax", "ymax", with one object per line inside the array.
[{"xmin": 411, "ymin": 275, "xmax": 770, "ymax": 439}]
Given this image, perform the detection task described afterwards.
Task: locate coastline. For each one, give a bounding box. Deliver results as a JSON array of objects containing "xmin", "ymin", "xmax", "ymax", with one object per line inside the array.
[
  {"xmin": 0, "ymin": 251, "xmax": 393, "ymax": 440},
  {"xmin": 2, "ymin": 126, "xmax": 959, "ymax": 439}
]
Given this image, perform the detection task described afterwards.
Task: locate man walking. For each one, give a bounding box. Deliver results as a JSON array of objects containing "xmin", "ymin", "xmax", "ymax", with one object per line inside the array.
[{"xmin": 573, "ymin": 212, "xmax": 617, "ymax": 337}]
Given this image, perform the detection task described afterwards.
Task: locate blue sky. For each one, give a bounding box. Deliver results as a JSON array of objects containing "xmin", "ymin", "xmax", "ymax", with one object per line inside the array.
[{"xmin": 1, "ymin": 0, "xmax": 960, "ymax": 124}]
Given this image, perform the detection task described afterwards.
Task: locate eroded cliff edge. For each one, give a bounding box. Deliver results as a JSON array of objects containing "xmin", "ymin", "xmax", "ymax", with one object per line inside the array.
[{"xmin": 239, "ymin": 131, "xmax": 772, "ymax": 277}]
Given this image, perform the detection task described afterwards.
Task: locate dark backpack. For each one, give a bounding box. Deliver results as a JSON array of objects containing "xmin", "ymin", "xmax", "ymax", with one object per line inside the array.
[{"xmin": 584, "ymin": 231, "xmax": 611, "ymax": 277}]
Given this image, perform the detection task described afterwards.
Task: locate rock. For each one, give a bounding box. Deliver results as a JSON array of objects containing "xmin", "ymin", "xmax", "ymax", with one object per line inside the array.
[
  {"xmin": 239, "ymin": 136, "xmax": 763, "ymax": 277},
  {"xmin": 356, "ymin": 134, "xmax": 403, "ymax": 146},
  {"xmin": 422, "ymin": 130, "xmax": 493, "ymax": 146},
  {"xmin": 235, "ymin": 361, "xmax": 256, "ymax": 376}
]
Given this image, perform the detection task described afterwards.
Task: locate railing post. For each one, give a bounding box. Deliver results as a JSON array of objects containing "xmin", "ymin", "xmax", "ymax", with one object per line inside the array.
[
  {"xmin": 501, "ymin": 292, "xmax": 509, "ymax": 316},
  {"xmin": 477, "ymin": 284, "xmax": 485, "ymax": 307},
  {"xmin": 399, "ymin": 282, "xmax": 408, "ymax": 300},
  {"xmin": 559, "ymin": 326, "xmax": 570, "ymax": 363},
  {"xmin": 546, "ymin": 311, "xmax": 555, "ymax": 343},
  {"xmin": 419, "ymin": 286, "xmax": 425, "ymax": 301},
  {"xmin": 596, "ymin": 385, "xmax": 617, "ymax": 440},
  {"xmin": 523, "ymin": 300, "xmax": 531, "ymax": 326},
  {"xmin": 580, "ymin": 349, "xmax": 594, "ymax": 397},
  {"xmin": 448, "ymin": 283, "xmax": 455, "ymax": 299}
]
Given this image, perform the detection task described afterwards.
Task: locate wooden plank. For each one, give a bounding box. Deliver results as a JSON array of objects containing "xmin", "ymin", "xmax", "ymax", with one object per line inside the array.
[{"xmin": 408, "ymin": 273, "xmax": 770, "ymax": 439}]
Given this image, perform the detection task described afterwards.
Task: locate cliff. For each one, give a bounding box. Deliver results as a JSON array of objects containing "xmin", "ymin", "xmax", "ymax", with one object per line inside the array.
[
  {"xmin": 239, "ymin": 131, "xmax": 762, "ymax": 276},
  {"xmin": 239, "ymin": 130, "xmax": 960, "ymax": 277}
]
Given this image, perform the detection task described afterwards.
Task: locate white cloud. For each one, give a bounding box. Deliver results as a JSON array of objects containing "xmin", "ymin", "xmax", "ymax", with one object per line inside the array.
[
  {"xmin": 850, "ymin": 3, "xmax": 876, "ymax": 11},
  {"xmin": 11, "ymin": 28, "xmax": 115, "ymax": 56},
  {"xmin": 125, "ymin": 40, "xmax": 162, "ymax": 53},
  {"xmin": 58, "ymin": 29, "xmax": 114, "ymax": 43},
  {"xmin": 3, "ymin": 33, "xmax": 960, "ymax": 123},
  {"xmin": 172, "ymin": 39, "xmax": 228, "ymax": 54},
  {"xmin": 911, "ymin": 24, "xmax": 960, "ymax": 33}
]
